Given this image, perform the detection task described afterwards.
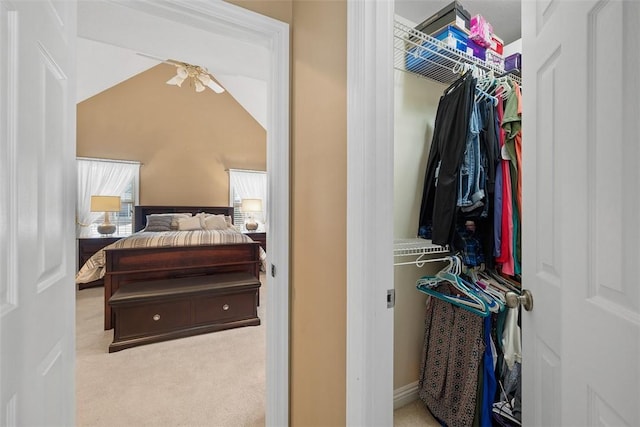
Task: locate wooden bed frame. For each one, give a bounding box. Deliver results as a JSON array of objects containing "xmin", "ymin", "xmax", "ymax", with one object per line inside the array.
[{"xmin": 103, "ymin": 206, "xmax": 261, "ymax": 330}]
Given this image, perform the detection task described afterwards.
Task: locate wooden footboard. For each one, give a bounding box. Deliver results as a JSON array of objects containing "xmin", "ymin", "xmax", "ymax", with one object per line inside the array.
[{"xmin": 103, "ymin": 242, "xmax": 261, "ymax": 330}]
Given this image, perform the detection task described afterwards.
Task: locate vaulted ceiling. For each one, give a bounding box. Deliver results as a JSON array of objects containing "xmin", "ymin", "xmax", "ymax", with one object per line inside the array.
[{"xmin": 76, "ymin": 1, "xmax": 269, "ymax": 129}]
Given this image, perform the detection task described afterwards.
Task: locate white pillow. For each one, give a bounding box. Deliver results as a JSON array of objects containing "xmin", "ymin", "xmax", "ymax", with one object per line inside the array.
[
  {"xmin": 203, "ymin": 214, "xmax": 228, "ymax": 230},
  {"xmin": 177, "ymin": 215, "xmax": 203, "ymax": 231},
  {"xmin": 170, "ymin": 213, "xmax": 193, "ymax": 230}
]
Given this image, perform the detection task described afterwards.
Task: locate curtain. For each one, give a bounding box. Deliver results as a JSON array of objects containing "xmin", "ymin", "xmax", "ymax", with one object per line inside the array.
[
  {"xmin": 229, "ymin": 169, "xmax": 267, "ymax": 225},
  {"xmin": 77, "ymin": 159, "xmax": 140, "ymax": 237}
]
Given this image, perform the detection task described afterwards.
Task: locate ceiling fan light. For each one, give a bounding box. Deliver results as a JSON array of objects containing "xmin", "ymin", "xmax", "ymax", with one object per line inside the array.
[
  {"xmin": 194, "ymin": 80, "xmax": 205, "ymax": 92},
  {"xmin": 176, "ymin": 66, "xmax": 188, "ymax": 79},
  {"xmin": 166, "ymin": 75, "xmax": 186, "ymax": 87}
]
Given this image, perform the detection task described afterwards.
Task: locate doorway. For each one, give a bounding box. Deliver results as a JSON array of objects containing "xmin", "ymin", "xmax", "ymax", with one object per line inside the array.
[{"xmin": 76, "ymin": 1, "xmax": 289, "ymax": 425}]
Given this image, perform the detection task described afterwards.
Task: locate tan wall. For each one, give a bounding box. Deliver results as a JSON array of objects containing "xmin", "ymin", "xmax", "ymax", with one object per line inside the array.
[
  {"xmin": 226, "ymin": 0, "xmax": 347, "ymax": 425},
  {"xmin": 82, "ymin": 0, "xmax": 348, "ymax": 422},
  {"xmin": 77, "ymin": 64, "xmax": 266, "ymax": 206},
  {"xmin": 290, "ymin": 1, "xmax": 347, "ymax": 424},
  {"xmin": 393, "ymin": 71, "xmax": 446, "ymax": 390}
]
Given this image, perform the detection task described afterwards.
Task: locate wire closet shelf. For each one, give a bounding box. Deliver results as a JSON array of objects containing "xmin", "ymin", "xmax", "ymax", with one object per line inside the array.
[
  {"xmin": 394, "ymin": 238, "xmax": 450, "ymax": 266},
  {"xmin": 394, "ymin": 20, "xmax": 521, "ymax": 86}
]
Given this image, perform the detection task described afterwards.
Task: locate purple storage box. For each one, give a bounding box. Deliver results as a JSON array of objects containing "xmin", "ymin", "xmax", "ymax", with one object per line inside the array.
[
  {"xmin": 505, "ymin": 53, "xmax": 522, "ymax": 72},
  {"xmin": 466, "ymin": 39, "xmax": 486, "ymax": 61}
]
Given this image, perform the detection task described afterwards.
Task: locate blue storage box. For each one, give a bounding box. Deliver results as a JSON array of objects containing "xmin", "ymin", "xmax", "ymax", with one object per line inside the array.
[
  {"xmin": 432, "ymin": 25, "xmax": 468, "ymax": 52},
  {"xmin": 405, "ymin": 25, "xmax": 468, "ymax": 74}
]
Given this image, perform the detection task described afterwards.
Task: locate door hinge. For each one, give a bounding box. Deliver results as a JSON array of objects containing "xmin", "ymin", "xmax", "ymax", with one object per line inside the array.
[
  {"xmin": 387, "ymin": 289, "xmax": 395, "ymax": 309},
  {"xmin": 271, "ymin": 264, "xmax": 276, "ymax": 278}
]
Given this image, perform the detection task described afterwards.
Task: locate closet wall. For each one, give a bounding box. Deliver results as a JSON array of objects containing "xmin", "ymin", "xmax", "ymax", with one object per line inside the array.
[{"xmin": 393, "ymin": 68, "xmax": 446, "ymax": 389}]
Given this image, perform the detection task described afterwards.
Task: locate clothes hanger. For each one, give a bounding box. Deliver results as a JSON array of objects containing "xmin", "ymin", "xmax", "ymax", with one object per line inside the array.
[
  {"xmin": 417, "ymin": 255, "xmax": 491, "ymax": 317},
  {"xmin": 466, "ymin": 269, "xmax": 502, "ymax": 313},
  {"xmin": 416, "ymin": 255, "xmax": 458, "ymax": 288}
]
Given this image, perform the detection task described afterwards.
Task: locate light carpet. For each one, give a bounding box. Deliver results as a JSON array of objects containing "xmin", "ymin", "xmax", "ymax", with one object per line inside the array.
[
  {"xmin": 77, "ymin": 277, "xmax": 439, "ymax": 426},
  {"xmin": 75, "ymin": 278, "xmax": 266, "ymax": 427}
]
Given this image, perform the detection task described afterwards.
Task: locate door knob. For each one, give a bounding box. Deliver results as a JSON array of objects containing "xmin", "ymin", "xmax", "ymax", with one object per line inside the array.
[{"xmin": 505, "ymin": 289, "xmax": 534, "ymax": 311}]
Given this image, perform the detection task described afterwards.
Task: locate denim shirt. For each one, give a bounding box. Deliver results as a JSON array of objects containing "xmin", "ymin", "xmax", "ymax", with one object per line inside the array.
[{"xmin": 458, "ymin": 102, "xmax": 484, "ymax": 208}]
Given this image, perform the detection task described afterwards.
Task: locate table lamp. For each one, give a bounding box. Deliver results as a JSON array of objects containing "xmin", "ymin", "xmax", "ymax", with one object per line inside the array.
[
  {"xmin": 240, "ymin": 198, "xmax": 262, "ymax": 231},
  {"xmin": 90, "ymin": 195, "xmax": 121, "ymax": 235}
]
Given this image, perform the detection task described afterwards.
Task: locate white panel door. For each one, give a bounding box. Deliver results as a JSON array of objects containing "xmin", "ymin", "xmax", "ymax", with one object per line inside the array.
[
  {"xmin": 522, "ymin": 0, "xmax": 639, "ymax": 425},
  {"xmin": 0, "ymin": 1, "xmax": 76, "ymax": 425}
]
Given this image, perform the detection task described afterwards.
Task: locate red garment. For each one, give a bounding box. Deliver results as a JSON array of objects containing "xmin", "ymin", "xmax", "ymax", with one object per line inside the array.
[
  {"xmin": 495, "ymin": 92, "xmax": 514, "ymax": 274},
  {"xmin": 514, "ymin": 83, "xmax": 523, "ymax": 215}
]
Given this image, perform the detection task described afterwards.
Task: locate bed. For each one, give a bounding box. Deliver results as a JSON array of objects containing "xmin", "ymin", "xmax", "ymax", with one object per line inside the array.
[{"xmin": 75, "ymin": 206, "xmax": 265, "ymax": 330}]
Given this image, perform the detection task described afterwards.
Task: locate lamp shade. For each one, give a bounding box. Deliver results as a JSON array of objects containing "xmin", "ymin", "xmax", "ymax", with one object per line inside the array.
[
  {"xmin": 90, "ymin": 195, "xmax": 121, "ymax": 212},
  {"xmin": 240, "ymin": 198, "xmax": 262, "ymax": 212}
]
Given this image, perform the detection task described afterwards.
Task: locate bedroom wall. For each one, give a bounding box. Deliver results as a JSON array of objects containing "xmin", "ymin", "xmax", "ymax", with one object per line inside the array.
[
  {"xmin": 393, "ymin": 70, "xmax": 446, "ymax": 390},
  {"xmin": 226, "ymin": 0, "xmax": 347, "ymax": 425},
  {"xmin": 76, "ymin": 64, "xmax": 266, "ymax": 206}
]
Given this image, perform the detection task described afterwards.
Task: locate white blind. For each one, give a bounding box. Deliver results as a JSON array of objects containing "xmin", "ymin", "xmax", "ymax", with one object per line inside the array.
[{"xmin": 228, "ymin": 169, "xmax": 267, "ymax": 230}]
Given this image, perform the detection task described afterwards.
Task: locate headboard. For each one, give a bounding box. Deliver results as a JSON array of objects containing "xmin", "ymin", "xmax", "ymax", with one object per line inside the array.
[{"xmin": 134, "ymin": 205, "xmax": 235, "ymax": 232}]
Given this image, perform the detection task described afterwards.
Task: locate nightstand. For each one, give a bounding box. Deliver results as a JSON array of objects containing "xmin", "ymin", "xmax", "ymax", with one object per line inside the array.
[
  {"xmin": 243, "ymin": 232, "xmax": 267, "ymax": 251},
  {"xmin": 77, "ymin": 236, "xmax": 125, "ymax": 289}
]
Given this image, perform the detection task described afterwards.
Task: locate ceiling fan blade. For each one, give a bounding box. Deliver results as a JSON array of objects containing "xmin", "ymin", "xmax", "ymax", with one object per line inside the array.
[
  {"xmin": 205, "ymin": 79, "xmax": 225, "ymax": 94},
  {"xmin": 135, "ymin": 52, "xmax": 185, "ymax": 67},
  {"xmin": 136, "ymin": 52, "xmax": 169, "ymax": 63}
]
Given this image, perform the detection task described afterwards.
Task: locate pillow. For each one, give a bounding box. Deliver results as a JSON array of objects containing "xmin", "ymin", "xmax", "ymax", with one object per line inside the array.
[
  {"xmin": 177, "ymin": 215, "xmax": 204, "ymax": 231},
  {"xmin": 170, "ymin": 213, "xmax": 193, "ymax": 230},
  {"xmin": 224, "ymin": 215, "xmax": 233, "ymax": 227},
  {"xmin": 144, "ymin": 215, "xmax": 172, "ymax": 232},
  {"xmin": 203, "ymin": 214, "xmax": 228, "ymax": 230}
]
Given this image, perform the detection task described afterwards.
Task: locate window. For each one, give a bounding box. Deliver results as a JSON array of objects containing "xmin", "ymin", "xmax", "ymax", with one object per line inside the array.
[
  {"xmin": 77, "ymin": 158, "xmax": 140, "ymax": 237},
  {"xmin": 228, "ymin": 169, "xmax": 267, "ymax": 231}
]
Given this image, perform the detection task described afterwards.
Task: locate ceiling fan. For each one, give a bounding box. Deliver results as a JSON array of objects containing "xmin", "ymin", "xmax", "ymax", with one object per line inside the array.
[{"xmin": 137, "ymin": 53, "xmax": 225, "ymax": 94}]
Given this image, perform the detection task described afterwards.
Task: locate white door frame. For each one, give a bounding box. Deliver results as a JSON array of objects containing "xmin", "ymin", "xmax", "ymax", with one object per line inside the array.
[
  {"xmin": 346, "ymin": 0, "xmax": 395, "ymax": 425},
  {"xmin": 77, "ymin": 1, "xmax": 290, "ymax": 425}
]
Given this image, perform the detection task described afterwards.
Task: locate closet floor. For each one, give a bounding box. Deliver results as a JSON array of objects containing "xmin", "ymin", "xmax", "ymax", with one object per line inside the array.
[{"xmin": 393, "ymin": 400, "xmax": 440, "ymax": 426}]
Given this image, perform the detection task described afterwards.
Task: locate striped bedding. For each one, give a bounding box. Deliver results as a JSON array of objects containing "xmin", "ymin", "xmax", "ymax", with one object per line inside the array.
[{"xmin": 76, "ymin": 229, "xmax": 266, "ymax": 284}]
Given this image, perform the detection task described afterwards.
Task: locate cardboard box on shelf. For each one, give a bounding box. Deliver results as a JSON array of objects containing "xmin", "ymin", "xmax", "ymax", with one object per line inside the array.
[
  {"xmin": 415, "ymin": 0, "xmax": 471, "ymax": 36},
  {"xmin": 489, "ymin": 34, "xmax": 504, "ymax": 56},
  {"xmin": 466, "ymin": 38, "xmax": 486, "ymax": 61},
  {"xmin": 433, "ymin": 25, "xmax": 468, "ymax": 53},
  {"xmin": 469, "ymin": 14, "xmax": 493, "ymax": 48},
  {"xmin": 486, "ymin": 50, "xmax": 504, "ymax": 71},
  {"xmin": 505, "ymin": 53, "xmax": 522, "ymax": 72}
]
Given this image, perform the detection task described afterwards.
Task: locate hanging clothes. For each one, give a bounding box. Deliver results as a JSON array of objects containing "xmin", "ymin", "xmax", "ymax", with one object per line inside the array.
[
  {"xmin": 415, "ymin": 74, "xmax": 524, "ymax": 427},
  {"xmin": 418, "ymin": 73, "xmax": 476, "ymax": 246},
  {"xmin": 418, "ymin": 284, "xmax": 485, "ymax": 427},
  {"xmin": 501, "ymin": 82, "xmax": 523, "ymax": 275}
]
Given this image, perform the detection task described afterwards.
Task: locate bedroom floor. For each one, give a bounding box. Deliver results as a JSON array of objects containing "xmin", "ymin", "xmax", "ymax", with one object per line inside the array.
[
  {"xmin": 76, "ymin": 275, "xmax": 437, "ymax": 426},
  {"xmin": 75, "ymin": 276, "xmax": 267, "ymax": 427}
]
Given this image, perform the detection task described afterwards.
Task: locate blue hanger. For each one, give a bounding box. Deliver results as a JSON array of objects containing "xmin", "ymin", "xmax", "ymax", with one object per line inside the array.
[{"xmin": 417, "ymin": 260, "xmax": 491, "ymax": 317}]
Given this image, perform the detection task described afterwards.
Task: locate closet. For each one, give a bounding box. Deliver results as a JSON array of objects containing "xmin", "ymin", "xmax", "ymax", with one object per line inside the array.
[{"xmin": 392, "ymin": 6, "xmax": 523, "ymax": 426}]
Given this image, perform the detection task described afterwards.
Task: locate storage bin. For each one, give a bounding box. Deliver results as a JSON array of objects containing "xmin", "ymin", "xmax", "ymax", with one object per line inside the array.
[
  {"xmin": 415, "ymin": 1, "xmax": 471, "ymax": 36},
  {"xmin": 433, "ymin": 25, "xmax": 468, "ymax": 52},
  {"xmin": 489, "ymin": 34, "xmax": 504, "ymax": 55},
  {"xmin": 405, "ymin": 26, "xmax": 468, "ymax": 75},
  {"xmin": 504, "ymin": 53, "xmax": 522, "ymax": 72},
  {"xmin": 486, "ymin": 50, "xmax": 505, "ymax": 71},
  {"xmin": 470, "ymin": 14, "xmax": 493, "ymax": 48},
  {"xmin": 467, "ymin": 39, "xmax": 486, "ymax": 61}
]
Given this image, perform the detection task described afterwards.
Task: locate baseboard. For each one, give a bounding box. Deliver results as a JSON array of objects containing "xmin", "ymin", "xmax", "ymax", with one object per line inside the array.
[{"xmin": 393, "ymin": 381, "xmax": 419, "ymax": 409}]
